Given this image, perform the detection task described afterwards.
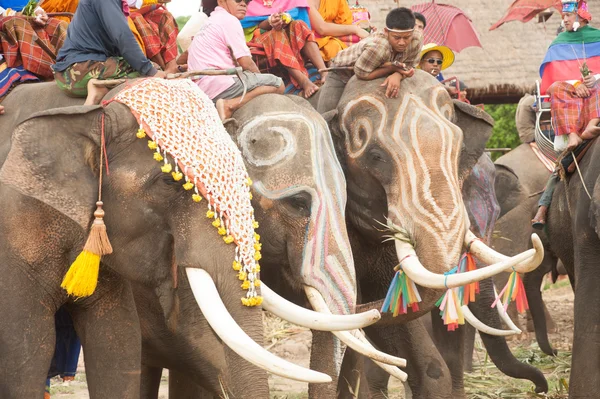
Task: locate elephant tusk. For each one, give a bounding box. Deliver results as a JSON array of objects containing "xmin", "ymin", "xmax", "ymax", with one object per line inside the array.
[
  {"xmin": 394, "ymin": 235, "xmax": 543, "ymax": 290},
  {"xmin": 185, "ymin": 268, "xmax": 332, "ymax": 384},
  {"xmin": 370, "ymin": 359, "xmax": 408, "ymax": 382},
  {"xmin": 305, "ymin": 286, "xmax": 407, "ymax": 368},
  {"xmin": 461, "ymin": 305, "xmax": 519, "ymax": 336},
  {"xmin": 493, "ymin": 286, "xmax": 523, "ymax": 334},
  {"xmin": 261, "ymin": 283, "xmax": 381, "ymax": 331},
  {"xmin": 465, "ymin": 230, "xmax": 544, "ymax": 274}
]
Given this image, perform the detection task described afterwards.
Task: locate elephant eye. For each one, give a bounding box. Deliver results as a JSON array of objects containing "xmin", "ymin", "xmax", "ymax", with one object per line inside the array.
[
  {"xmin": 368, "ymin": 148, "xmax": 387, "ymax": 163},
  {"xmin": 283, "ymin": 192, "xmax": 312, "ymax": 217}
]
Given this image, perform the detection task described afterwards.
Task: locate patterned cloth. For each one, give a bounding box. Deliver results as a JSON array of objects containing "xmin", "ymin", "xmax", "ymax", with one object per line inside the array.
[
  {"xmin": 0, "ymin": 16, "xmax": 68, "ymax": 79},
  {"xmin": 112, "ymin": 79, "xmax": 263, "ymax": 305},
  {"xmin": 54, "ymin": 57, "xmax": 140, "ymax": 97},
  {"xmin": 0, "ymin": 62, "xmax": 38, "ymax": 97},
  {"xmin": 331, "ymin": 31, "xmax": 423, "ymax": 79},
  {"xmin": 130, "ymin": 5, "xmax": 179, "ymax": 66},
  {"xmin": 314, "ymin": 0, "xmax": 360, "ymax": 61},
  {"xmin": 249, "ymin": 20, "xmax": 315, "ymax": 89},
  {"xmin": 549, "ymin": 81, "xmax": 600, "ymax": 136}
]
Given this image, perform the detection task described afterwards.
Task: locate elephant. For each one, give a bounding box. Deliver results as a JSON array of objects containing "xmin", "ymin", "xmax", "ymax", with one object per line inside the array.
[
  {"xmin": 0, "ymin": 82, "xmax": 383, "ymax": 398},
  {"xmin": 492, "ymin": 143, "xmax": 565, "ymax": 356},
  {"xmin": 312, "ymin": 72, "xmax": 546, "ymax": 398}
]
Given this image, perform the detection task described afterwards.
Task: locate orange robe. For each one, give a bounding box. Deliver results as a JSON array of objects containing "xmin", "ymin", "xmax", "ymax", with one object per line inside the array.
[
  {"xmin": 41, "ymin": 0, "xmax": 146, "ymax": 53},
  {"xmin": 315, "ymin": 0, "xmax": 355, "ymax": 61}
]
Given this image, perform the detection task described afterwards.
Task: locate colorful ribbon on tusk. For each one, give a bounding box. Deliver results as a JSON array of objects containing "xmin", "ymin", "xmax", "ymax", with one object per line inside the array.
[
  {"xmin": 492, "ymin": 268, "xmax": 528, "ymax": 314},
  {"xmin": 456, "ymin": 251, "xmax": 480, "ymax": 307},
  {"xmin": 381, "ymin": 262, "xmax": 422, "ymax": 317}
]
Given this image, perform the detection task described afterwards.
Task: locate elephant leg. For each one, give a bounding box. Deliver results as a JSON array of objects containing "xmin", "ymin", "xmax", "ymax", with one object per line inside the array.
[
  {"xmin": 568, "ymin": 233, "xmax": 600, "ymax": 398},
  {"xmin": 337, "ymin": 347, "xmax": 370, "ymax": 399},
  {"xmin": 462, "ymin": 323, "xmax": 476, "ymax": 372},
  {"xmin": 524, "ymin": 255, "xmax": 557, "ymax": 356},
  {"xmin": 364, "ymin": 319, "xmax": 453, "ymax": 399},
  {"xmin": 70, "ymin": 274, "xmax": 142, "ymax": 399},
  {"xmin": 470, "ymin": 278, "xmax": 548, "ymax": 393},
  {"xmin": 430, "ymin": 310, "xmax": 466, "ymax": 399},
  {"xmin": 0, "ymin": 278, "xmax": 56, "ymax": 398},
  {"xmin": 169, "ymin": 370, "xmax": 216, "ymax": 398},
  {"xmin": 308, "ymin": 330, "xmax": 340, "ymax": 399},
  {"xmin": 140, "ymin": 365, "xmax": 162, "ymax": 399}
]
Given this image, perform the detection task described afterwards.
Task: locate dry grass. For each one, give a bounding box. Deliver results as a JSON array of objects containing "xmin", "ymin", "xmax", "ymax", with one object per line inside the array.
[{"xmin": 262, "ymin": 311, "xmax": 308, "ymax": 351}]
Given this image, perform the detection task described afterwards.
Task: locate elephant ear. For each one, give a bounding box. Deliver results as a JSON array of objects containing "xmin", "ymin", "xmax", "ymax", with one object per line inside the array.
[
  {"xmin": 453, "ymin": 100, "xmax": 495, "ymax": 180},
  {"xmin": 0, "ymin": 106, "xmax": 104, "ymax": 230}
]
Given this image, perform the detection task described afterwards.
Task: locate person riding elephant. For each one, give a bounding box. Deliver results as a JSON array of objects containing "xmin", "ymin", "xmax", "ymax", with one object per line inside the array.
[{"xmin": 0, "ymin": 80, "xmax": 384, "ymax": 398}]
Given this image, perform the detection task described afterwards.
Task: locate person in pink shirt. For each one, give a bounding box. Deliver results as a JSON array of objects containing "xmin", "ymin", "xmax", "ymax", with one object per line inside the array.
[{"xmin": 188, "ymin": 0, "xmax": 284, "ymax": 120}]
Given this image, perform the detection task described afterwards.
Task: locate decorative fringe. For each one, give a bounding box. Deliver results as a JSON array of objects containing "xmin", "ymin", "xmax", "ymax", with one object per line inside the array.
[
  {"xmin": 61, "ymin": 202, "xmax": 113, "ymax": 298},
  {"xmin": 381, "ymin": 270, "xmax": 422, "ymax": 317},
  {"xmin": 436, "ymin": 288, "xmax": 464, "ymax": 331},
  {"xmin": 456, "ymin": 252, "xmax": 480, "ymax": 306},
  {"xmin": 492, "ymin": 270, "xmax": 529, "ymax": 314}
]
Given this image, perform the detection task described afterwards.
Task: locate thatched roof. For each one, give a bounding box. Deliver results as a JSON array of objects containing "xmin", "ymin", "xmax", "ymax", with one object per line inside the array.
[{"xmin": 360, "ymin": 0, "xmax": 600, "ymax": 103}]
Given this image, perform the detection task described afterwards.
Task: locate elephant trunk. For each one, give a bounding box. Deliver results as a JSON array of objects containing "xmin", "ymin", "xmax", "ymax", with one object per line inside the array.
[
  {"xmin": 470, "ymin": 278, "xmax": 549, "ymax": 394},
  {"xmin": 523, "ymin": 266, "xmax": 557, "ymax": 356}
]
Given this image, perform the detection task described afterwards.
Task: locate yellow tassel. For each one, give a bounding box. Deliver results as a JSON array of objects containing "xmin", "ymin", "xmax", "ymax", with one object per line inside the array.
[
  {"xmin": 241, "ymin": 297, "xmax": 250, "ymax": 306},
  {"xmin": 254, "ymin": 233, "xmax": 260, "ymax": 242},
  {"xmin": 246, "ymin": 178, "xmax": 253, "ymax": 186},
  {"xmin": 241, "ymin": 280, "xmax": 250, "ymax": 290},
  {"xmin": 254, "ymin": 279, "xmax": 261, "ymax": 287},
  {"xmin": 206, "ymin": 210, "xmax": 215, "ymax": 218},
  {"xmin": 153, "ymin": 152, "xmax": 163, "ymax": 162},
  {"xmin": 161, "ymin": 164, "xmax": 172, "ymax": 173},
  {"xmin": 172, "ymin": 171, "xmax": 183, "ymax": 181},
  {"xmin": 212, "ymin": 219, "xmax": 221, "ymax": 228},
  {"xmin": 148, "ymin": 140, "xmax": 157, "ymax": 150},
  {"xmin": 254, "ymin": 243, "xmax": 262, "ymax": 251},
  {"xmin": 254, "ymin": 251, "xmax": 262, "ymax": 261},
  {"xmin": 253, "ymin": 220, "xmax": 259, "ymax": 229},
  {"xmin": 238, "ymin": 271, "xmax": 247, "ymax": 281},
  {"xmin": 249, "ymin": 192, "xmax": 253, "ymax": 200},
  {"xmin": 61, "ymin": 202, "xmax": 112, "ymax": 298},
  {"xmin": 192, "ymin": 194, "xmax": 202, "ymax": 202},
  {"xmin": 232, "ymin": 261, "xmax": 242, "ymax": 271},
  {"xmin": 136, "ymin": 129, "xmax": 146, "ymax": 138},
  {"xmin": 183, "ymin": 182, "xmax": 194, "ymax": 190},
  {"xmin": 218, "ymin": 227, "xmax": 227, "ymax": 236},
  {"xmin": 223, "ymin": 235, "xmax": 234, "ymax": 244},
  {"xmin": 254, "ymin": 264, "xmax": 261, "ymax": 272}
]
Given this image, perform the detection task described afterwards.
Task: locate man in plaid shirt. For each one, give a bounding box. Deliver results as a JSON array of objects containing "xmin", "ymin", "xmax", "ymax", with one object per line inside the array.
[{"xmin": 316, "ymin": 7, "xmax": 423, "ymax": 114}]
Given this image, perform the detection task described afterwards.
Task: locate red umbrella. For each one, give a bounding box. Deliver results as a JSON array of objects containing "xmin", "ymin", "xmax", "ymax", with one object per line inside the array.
[
  {"xmin": 411, "ymin": 1, "xmax": 482, "ymax": 53},
  {"xmin": 490, "ymin": 0, "xmax": 562, "ymax": 31}
]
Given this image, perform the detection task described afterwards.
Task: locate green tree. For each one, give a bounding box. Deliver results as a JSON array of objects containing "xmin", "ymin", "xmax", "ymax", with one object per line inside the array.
[
  {"xmin": 484, "ymin": 104, "xmax": 521, "ymax": 161},
  {"xmin": 176, "ymin": 16, "xmax": 191, "ymax": 31}
]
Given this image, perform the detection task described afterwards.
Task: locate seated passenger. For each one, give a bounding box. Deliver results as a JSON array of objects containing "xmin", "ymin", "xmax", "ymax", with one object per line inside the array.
[
  {"xmin": 417, "ymin": 43, "xmax": 465, "ymax": 98},
  {"xmin": 241, "ymin": 0, "xmax": 327, "ymax": 98},
  {"xmin": 413, "ymin": 11, "xmax": 426, "ymax": 33},
  {"xmin": 316, "ymin": 7, "xmax": 423, "ymax": 114},
  {"xmin": 53, "ymin": 0, "xmax": 166, "ymax": 105},
  {"xmin": 188, "ymin": 0, "xmax": 284, "ymax": 120},
  {"xmin": 307, "ymin": 0, "xmax": 371, "ymax": 62},
  {"xmin": 532, "ymin": 0, "xmax": 600, "ymax": 228}
]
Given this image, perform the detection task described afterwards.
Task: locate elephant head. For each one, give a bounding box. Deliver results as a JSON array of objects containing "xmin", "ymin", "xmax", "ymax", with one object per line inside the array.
[{"xmin": 325, "ymin": 72, "xmax": 543, "ymax": 299}]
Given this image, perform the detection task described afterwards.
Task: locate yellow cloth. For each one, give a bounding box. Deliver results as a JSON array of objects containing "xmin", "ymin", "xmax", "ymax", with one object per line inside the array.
[
  {"xmin": 315, "ymin": 0, "xmax": 353, "ymax": 61},
  {"xmin": 41, "ymin": 0, "xmax": 145, "ymax": 54}
]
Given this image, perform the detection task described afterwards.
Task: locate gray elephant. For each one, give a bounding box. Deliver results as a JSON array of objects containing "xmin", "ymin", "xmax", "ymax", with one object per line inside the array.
[
  {"xmin": 315, "ymin": 72, "xmax": 545, "ymax": 398},
  {"xmin": 0, "ymin": 82, "xmax": 377, "ymax": 398}
]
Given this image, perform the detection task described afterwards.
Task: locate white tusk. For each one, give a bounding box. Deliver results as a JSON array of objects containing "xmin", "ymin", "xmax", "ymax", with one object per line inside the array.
[
  {"xmin": 493, "ymin": 286, "xmax": 522, "ymax": 334},
  {"xmin": 371, "ymin": 360, "xmax": 408, "ymax": 382},
  {"xmin": 394, "ymin": 234, "xmax": 543, "ymax": 290},
  {"xmin": 261, "ymin": 283, "xmax": 381, "ymax": 331},
  {"xmin": 186, "ymin": 268, "xmax": 332, "ymax": 384},
  {"xmin": 305, "ymin": 286, "xmax": 407, "ymax": 368},
  {"xmin": 465, "ymin": 230, "xmax": 544, "ymax": 274},
  {"xmin": 462, "ymin": 305, "xmax": 519, "ymax": 336}
]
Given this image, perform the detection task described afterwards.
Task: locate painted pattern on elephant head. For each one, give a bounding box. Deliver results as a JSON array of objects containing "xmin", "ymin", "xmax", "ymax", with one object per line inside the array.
[
  {"xmin": 232, "ymin": 99, "xmax": 356, "ymax": 315},
  {"xmin": 339, "ymin": 82, "xmax": 467, "ymax": 271}
]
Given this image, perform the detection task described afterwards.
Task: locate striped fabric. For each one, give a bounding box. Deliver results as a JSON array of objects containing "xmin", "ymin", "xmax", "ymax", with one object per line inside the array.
[
  {"xmin": 550, "ymin": 81, "xmax": 600, "ymax": 136},
  {"xmin": 529, "ymin": 142, "xmax": 556, "ymax": 172},
  {"xmin": 130, "ymin": 5, "xmax": 179, "ymax": 65},
  {"xmin": 0, "ymin": 63, "xmax": 39, "ymax": 98}
]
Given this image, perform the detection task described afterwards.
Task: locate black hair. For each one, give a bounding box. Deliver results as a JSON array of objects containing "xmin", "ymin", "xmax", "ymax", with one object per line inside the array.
[
  {"xmin": 414, "ymin": 12, "xmax": 426, "ymax": 28},
  {"xmin": 386, "ymin": 7, "xmax": 416, "ymax": 30}
]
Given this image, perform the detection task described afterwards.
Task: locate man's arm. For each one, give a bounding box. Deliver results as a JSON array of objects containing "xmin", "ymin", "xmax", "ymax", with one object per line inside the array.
[
  {"xmin": 237, "ymin": 56, "xmax": 260, "ymax": 73},
  {"xmin": 354, "ymin": 41, "xmax": 404, "ymax": 80},
  {"xmin": 307, "ymin": 0, "xmax": 368, "ymax": 38},
  {"xmin": 97, "ymin": 1, "xmax": 157, "ymax": 76}
]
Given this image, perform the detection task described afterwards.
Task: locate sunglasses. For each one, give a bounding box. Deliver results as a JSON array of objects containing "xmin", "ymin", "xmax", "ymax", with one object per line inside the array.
[
  {"xmin": 233, "ymin": 0, "xmax": 252, "ymax": 4},
  {"xmin": 426, "ymin": 58, "xmax": 443, "ymax": 65}
]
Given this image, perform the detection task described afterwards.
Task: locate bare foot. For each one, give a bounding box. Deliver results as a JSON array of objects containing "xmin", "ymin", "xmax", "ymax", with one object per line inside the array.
[
  {"xmin": 566, "ymin": 132, "xmax": 583, "ymax": 151},
  {"xmin": 531, "ymin": 205, "xmax": 548, "ymax": 230},
  {"xmin": 215, "ymin": 99, "xmax": 232, "ymax": 121},
  {"xmin": 319, "ymin": 71, "xmax": 328, "ymax": 85},
  {"xmin": 84, "ymin": 79, "xmax": 110, "ymax": 106},
  {"xmin": 300, "ymin": 79, "xmax": 319, "ymax": 98}
]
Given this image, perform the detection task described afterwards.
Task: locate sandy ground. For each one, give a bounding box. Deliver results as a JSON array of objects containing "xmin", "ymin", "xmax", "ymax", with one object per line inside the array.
[{"xmin": 48, "ymin": 279, "xmax": 574, "ymax": 399}]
